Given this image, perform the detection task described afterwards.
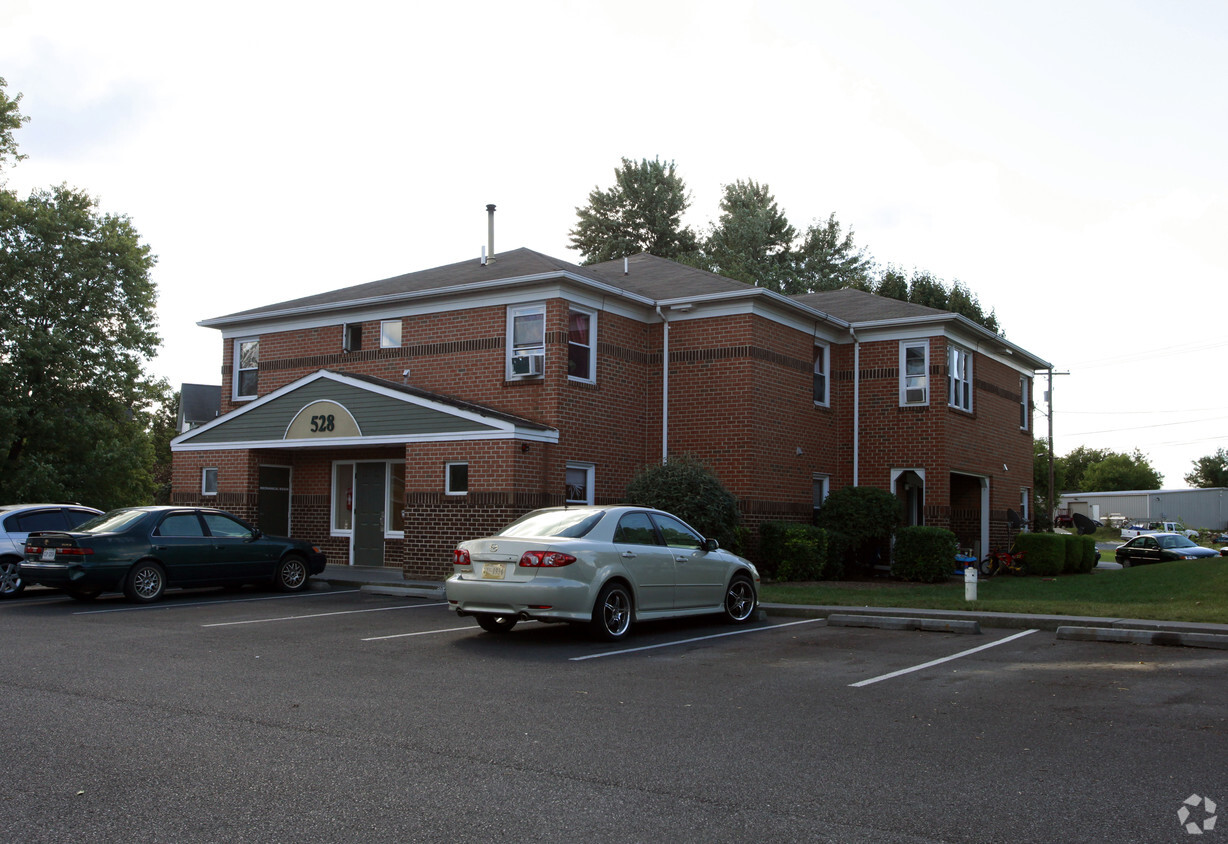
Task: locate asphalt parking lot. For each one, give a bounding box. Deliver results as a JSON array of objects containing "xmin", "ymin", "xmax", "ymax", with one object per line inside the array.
[{"xmin": 3, "ymin": 583, "xmax": 1225, "ymax": 843}]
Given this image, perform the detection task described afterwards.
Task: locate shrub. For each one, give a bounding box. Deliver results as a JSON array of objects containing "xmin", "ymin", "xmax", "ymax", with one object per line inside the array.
[
  {"xmin": 892, "ymin": 526, "xmax": 958, "ymax": 583},
  {"xmin": 1062, "ymin": 534, "xmax": 1083, "ymax": 574},
  {"xmin": 624, "ymin": 454, "xmax": 740, "ymax": 550},
  {"xmin": 814, "ymin": 486, "xmax": 903, "ymax": 574},
  {"xmin": 758, "ymin": 521, "xmax": 836, "ymax": 581},
  {"xmin": 1077, "ymin": 535, "xmax": 1099, "ymax": 573},
  {"xmin": 1013, "ymin": 532, "xmax": 1064, "ymax": 576}
]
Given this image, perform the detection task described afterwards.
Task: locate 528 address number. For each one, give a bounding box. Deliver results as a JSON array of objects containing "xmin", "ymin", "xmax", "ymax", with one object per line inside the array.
[{"xmin": 309, "ymin": 414, "xmax": 336, "ymax": 433}]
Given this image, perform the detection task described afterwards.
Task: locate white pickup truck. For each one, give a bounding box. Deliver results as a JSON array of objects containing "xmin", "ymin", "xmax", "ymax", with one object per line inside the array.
[{"xmin": 1120, "ymin": 521, "xmax": 1198, "ymax": 539}]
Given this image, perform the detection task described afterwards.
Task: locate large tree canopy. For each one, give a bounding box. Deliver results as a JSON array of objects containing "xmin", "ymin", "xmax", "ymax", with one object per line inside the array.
[
  {"xmin": 0, "ymin": 78, "xmax": 168, "ymax": 509},
  {"xmin": 569, "ymin": 157, "xmax": 699, "ymax": 265},
  {"xmin": 0, "ymin": 76, "xmax": 28, "ymax": 172},
  {"xmin": 704, "ymin": 179, "xmax": 796, "ymax": 290},
  {"xmin": 1185, "ymin": 448, "xmax": 1228, "ymax": 488}
]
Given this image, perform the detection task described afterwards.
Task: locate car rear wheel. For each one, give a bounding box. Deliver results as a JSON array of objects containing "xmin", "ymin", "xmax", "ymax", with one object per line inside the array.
[
  {"xmin": 1119, "ymin": 557, "xmax": 1131, "ymax": 568},
  {"xmin": 124, "ymin": 561, "xmax": 166, "ymax": 603},
  {"xmin": 474, "ymin": 613, "xmax": 518, "ymax": 633},
  {"xmin": 0, "ymin": 557, "xmax": 25, "ymax": 598},
  {"xmin": 590, "ymin": 581, "xmax": 632, "ymax": 642},
  {"xmin": 67, "ymin": 586, "xmax": 103, "ymax": 601},
  {"xmin": 275, "ymin": 555, "xmax": 309, "ymax": 592},
  {"xmin": 722, "ymin": 574, "xmax": 756, "ymax": 623}
]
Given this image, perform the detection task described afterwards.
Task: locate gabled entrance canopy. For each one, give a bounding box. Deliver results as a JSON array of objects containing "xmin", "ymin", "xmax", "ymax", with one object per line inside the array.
[{"xmin": 171, "ymin": 370, "xmax": 558, "ymax": 452}]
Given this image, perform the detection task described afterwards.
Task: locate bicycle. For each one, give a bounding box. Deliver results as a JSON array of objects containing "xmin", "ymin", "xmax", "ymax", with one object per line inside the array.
[{"xmin": 979, "ymin": 547, "xmax": 1028, "ymax": 577}]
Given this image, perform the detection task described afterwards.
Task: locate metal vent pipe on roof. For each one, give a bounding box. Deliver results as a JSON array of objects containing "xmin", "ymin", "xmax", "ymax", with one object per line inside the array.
[{"xmin": 486, "ymin": 204, "xmax": 496, "ymax": 264}]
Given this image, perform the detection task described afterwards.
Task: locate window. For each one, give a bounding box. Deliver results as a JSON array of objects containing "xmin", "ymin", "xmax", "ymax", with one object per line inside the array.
[
  {"xmin": 614, "ymin": 512, "xmax": 660, "ymax": 546},
  {"xmin": 900, "ymin": 341, "xmax": 928, "ymax": 405},
  {"xmin": 343, "ymin": 323, "xmax": 363, "ymax": 352},
  {"xmin": 1020, "ymin": 488, "xmax": 1031, "ymax": 526},
  {"xmin": 14, "ymin": 510, "xmax": 69, "ymax": 532},
  {"xmin": 387, "ymin": 462, "xmax": 405, "ymax": 533},
  {"xmin": 234, "ymin": 338, "xmax": 259, "ymax": 399},
  {"xmin": 1019, "ymin": 376, "xmax": 1030, "ymax": 430},
  {"xmin": 812, "ymin": 344, "xmax": 829, "ymax": 405},
  {"xmin": 567, "ymin": 307, "xmax": 596, "ymax": 382},
  {"xmin": 202, "ymin": 467, "xmax": 218, "ymax": 496},
  {"xmin": 380, "ymin": 320, "xmax": 402, "ymax": 349},
  {"xmin": 446, "ymin": 463, "xmax": 469, "ymax": 496},
  {"xmin": 202, "ymin": 512, "xmax": 253, "ymax": 538},
  {"xmin": 332, "ymin": 462, "xmax": 354, "ymax": 532},
  {"xmin": 565, "ymin": 463, "xmax": 594, "ymax": 505},
  {"xmin": 156, "ymin": 513, "xmax": 205, "ymax": 537},
  {"xmin": 812, "ymin": 474, "xmax": 830, "ymax": 522},
  {"xmin": 652, "ymin": 513, "xmax": 702, "ymax": 548},
  {"xmin": 948, "ymin": 344, "xmax": 972, "ymax": 412},
  {"xmin": 508, "ymin": 304, "xmax": 545, "ymax": 378}
]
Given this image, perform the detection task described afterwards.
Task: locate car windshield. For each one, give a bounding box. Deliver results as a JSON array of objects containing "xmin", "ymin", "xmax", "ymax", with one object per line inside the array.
[
  {"xmin": 76, "ymin": 509, "xmax": 148, "ymax": 534},
  {"xmin": 1157, "ymin": 535, "xmax": 1197, "ymax": 549},
  {"xmin": 499, "ymin": 509, "xmax": 605, "ymax": 539}
]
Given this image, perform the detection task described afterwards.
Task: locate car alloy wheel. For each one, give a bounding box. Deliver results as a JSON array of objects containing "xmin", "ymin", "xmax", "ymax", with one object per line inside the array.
[
  {"xmin": 0, "ymin": 558, "xmax": 24, "ymax": 598},
  {"xmin": 275, "ymin": 556, "xmax": 309, "ymax": 592},
  {"xmin": 125, "ymin": 561, "xmax": 166, "ymax": 603},
  {"xmin": 723, "ymin": 575, "xmax": 756, "ymax": 623},
  {"xmin": 590, "ymin": 581, "xmax": 632, "ymax": 642}
]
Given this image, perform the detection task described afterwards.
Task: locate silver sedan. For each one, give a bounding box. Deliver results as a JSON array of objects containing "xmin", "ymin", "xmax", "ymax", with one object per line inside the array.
[{"xmin": 445, "ymin": 506, "xmax": 759, "ymax": 641}]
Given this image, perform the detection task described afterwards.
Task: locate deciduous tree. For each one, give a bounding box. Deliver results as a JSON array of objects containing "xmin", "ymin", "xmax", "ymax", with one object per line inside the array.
[
  {"xmin": 1184, "ymin": 448, "xmax": 1228, "ymax": 489},
  {"xmin": 703, "ymin": 179, "xmax": 796, "ymax": 290}
]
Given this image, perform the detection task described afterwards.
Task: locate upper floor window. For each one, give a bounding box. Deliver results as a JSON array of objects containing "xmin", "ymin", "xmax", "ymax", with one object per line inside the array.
[
  {"xmin": 948, "ymin": 345, "xmax": 972, "ymax": 412},
  {"xmin": 381, "ymin": 320, "xmax": 402, "ymax": 348},
  {"xmin": 508, "ymin": 304, "xmax": 545, "ymax": 378},
  {"xmin": 900, "ymin": 341, "xmax": 928, "ymax": 405},
  {"xmin": 1019, "ymin": 376, "xmax": 1030, "ymax": 430},
  {"xmin": 343, "ymin": 323, "xmax": 362, "ymax": 352},
  {"xmin": 568, "ymin": 307, "xmax": 596, "ymax": 382},
  {"xmin": 234, "ymin": 338, "xmax": 259, "ymax": 400},
  {"xmin": 813, "ymin": 344, "xmax": 829, "ymax": 406}
]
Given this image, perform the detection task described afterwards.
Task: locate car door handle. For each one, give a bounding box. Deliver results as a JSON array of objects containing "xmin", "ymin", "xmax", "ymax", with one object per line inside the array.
[
  {"xmin": 621, "ymin": 551, "xmax": 637, "ymax": 559},
  {"xmin": 153, "ymin": 545, "xmax": 167, "ymax": 551},
  {"xmin": 675, "ymin": 555, "xmax": 689, "ymax": 563}
]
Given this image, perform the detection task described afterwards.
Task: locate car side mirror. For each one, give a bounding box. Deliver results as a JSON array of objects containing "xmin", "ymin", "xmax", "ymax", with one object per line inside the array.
[
  {"xmin": 249, "ymin": 528, "xmax": 262, "ymax": 541},
  {"xmin": 702, "ymin": 538, "xmax": 720, "ymax": 553}
]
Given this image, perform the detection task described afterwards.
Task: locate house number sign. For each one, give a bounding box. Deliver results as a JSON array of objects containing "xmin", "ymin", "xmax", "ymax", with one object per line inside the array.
[{"xmin": 285, "ymin": 401, "xmax": 361, "ymax": 439}]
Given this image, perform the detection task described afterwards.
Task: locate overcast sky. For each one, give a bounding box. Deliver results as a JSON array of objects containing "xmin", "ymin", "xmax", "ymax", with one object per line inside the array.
[{"xmin": 3, "ymin": 0, "xmax": 1225, "ymax": 486}]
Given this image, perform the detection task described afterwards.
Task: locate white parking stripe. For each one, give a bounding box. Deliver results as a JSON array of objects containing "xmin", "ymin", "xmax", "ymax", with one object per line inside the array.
[
  {"xmin": 363, "ymin": 625, "xmax": 478, "ymax": 640},
  {"xmin": 569, "ymin": 618, "xmax": 825, "ymax": 661},
  {"xmin": 73, "ymin": 589, "xmax": 361, "ymax": 615},
  {"xmin": 849, "ymin": 628, "xmax": 1039, "ymax": 687},
  {"xmin": 201, "ymin": 601, "xmax": 446, "ymax": 627}
]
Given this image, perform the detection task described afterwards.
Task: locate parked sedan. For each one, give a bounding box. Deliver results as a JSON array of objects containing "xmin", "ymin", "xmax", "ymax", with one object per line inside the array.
[
  {"xmin": 1114, "ymin": 532, "xmax": 1220, "ymax": 567},
  {"xmin": 21, "ymin": 506, "xmax": 327, "ymax": 602},
  {"xmin": 1, "ymin": 503, "xmax": 103, "ymax": 597},
  {"xmin": 446, "ymin": 505, "xmax": 759, "ymax": 641}
]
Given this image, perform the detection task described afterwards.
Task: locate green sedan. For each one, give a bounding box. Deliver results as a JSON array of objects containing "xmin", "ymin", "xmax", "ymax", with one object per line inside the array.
[{"xmin": 21, "ymin": 506, "xmax": 327, "ymax": 602}]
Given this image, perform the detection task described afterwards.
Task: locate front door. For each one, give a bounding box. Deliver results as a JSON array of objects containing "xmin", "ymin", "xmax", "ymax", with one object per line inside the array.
[
  {"xmin": 258, "ymin": 466, "xmax": 291, "ymax": 537},
  {"xmin": 353, "ymin": 463, "xmax": 386, "ymax": 567}
]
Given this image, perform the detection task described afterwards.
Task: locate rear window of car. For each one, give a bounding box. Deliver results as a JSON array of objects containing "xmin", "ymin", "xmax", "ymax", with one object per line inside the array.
[
  {"xmin": 500, "ymin": 510, "xmax": 605, "ymax": 539},
  {"xmin": 77, "ymin": 510, "xmax": 149, "ymax": 534}
]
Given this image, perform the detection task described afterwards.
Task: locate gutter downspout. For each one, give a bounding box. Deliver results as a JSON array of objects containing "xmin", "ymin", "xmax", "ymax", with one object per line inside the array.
[
  {"xmin": 656, "ymin": 306, "xmax": 669, "ymax": 463},
  {"xmin": 850, "ymin": 326, "xmax": 860, "ymax": 487}
]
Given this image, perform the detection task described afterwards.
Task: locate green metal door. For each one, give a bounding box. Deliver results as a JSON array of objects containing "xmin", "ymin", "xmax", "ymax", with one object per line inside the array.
[{"xmin": 353, "ymin": 463, "xmax": 386, "ymax": 567}]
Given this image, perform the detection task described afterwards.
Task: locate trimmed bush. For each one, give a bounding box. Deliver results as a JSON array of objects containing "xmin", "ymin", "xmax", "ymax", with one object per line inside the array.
[
  {"xmin": 624, "ymin": 454, "xmax": 740, "ymax": 551},
  {"xmin": 1062, "ymin": 534, "xmax": 1083, "ymax": 574},
  {"xmin": 892, "ymin": 526, "xmax": 958, "ymax": 583},
  {"xmin": 814, "ymin": 486, "xmax": 903, "ymax": 574},
  {"xmin": 759, "ymin": 521, "xmax": 835, "ymax": 581},
  {"xmin": 1012, "ymin": 532, "xmax": 1064, "ymax": 576},
  {"xmin": 1077, "ymin": 535, "xmax": 1099, "ymax": 573}
]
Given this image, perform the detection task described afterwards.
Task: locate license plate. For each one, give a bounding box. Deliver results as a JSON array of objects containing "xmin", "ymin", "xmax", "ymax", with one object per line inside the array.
[
  {"xmin": 481, "ymin": 563, "xmax": 506, "ymax": 580},
  {"xmin": 41, "ymin": 548, "xmax": 56, "ymax": 561}
]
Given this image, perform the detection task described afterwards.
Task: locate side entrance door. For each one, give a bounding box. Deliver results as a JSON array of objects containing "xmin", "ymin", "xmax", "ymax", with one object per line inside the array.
[
  {"xmin": 353, "ymin": 463, "xmax": 386, "ymax": 567},
  {"xmin": 257, "ymin": 465, "xmax": 291, "ymax": 537}
]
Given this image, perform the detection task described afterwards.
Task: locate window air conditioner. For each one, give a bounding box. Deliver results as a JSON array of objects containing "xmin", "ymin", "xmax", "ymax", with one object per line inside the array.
[{"xmin": 511, "ymin": 354, "xmax": 543, "ymax": 376}]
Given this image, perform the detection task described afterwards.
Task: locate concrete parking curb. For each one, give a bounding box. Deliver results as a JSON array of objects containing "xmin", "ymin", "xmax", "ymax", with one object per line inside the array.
[
  {"xmin": 1056, "ymin": 626, "xmax": 1228, "ymax": 650},
  {"xmin": 827, "ymin": 613, "xmax": 981, "ymax": 634}
]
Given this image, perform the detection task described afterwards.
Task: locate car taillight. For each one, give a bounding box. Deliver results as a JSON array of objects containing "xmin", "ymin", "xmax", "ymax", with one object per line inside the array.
[
  {"xmin": 518, "ymin": 551, "xmax": 577, "ymax": 567},
  {"xmin": 453, "ymin": 549, "xmax": 472, "ymax": 566},
  {"xmin": 26, "ymin": 546, "xmax": 92, "ymax": 556}
]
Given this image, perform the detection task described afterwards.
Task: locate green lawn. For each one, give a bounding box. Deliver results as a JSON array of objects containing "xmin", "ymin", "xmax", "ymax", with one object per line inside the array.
[{"xmin": 758, "ymin": 558, "xmax": 1228, "ymax": 623}]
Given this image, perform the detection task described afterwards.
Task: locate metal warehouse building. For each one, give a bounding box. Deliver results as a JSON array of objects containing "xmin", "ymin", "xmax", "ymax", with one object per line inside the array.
[{"xmin": 1059, "ymin": 488, "xmax": 1228, "ymax": 531}]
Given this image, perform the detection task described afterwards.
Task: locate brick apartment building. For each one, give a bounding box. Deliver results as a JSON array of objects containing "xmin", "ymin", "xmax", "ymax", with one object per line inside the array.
[{"xmin": 170, "ymin": 246, "xmax": 1049, "ymax": 579}]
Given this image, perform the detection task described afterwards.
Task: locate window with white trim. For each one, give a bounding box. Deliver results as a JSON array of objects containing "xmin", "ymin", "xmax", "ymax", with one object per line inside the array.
[
  {"xmin": 1020, "ymin": 487, "xmax": 1031, "ymax": 527},
  {"xmin": 446, "ymin": 462, "xmax": 469, "ymax": 496},
  {"xmin": 812, "ymin": 474, "xmax": 830, "ymax": 522},
  {"xmin": 948, "ymin": 344, "xmax": 972, "ymax": 412},
  {"xmin": 387, "ymin": 462, "xmax": 405, "ymax": 534},
  {"xmin": 900, "ymin": 341, "xmax": 928, "ymax": 405},
  {"xmin": 332, "ymin": 462, "xmax": 354, "ymax": 533},
  {"xmin": 234, "ymin": 338, "xmax": 259, "ymax": 400},
  {"xmin": 343, "ymin": 323, "xmax": 362, "ymax": 352},
  {"xmin": 508, "ymin": 304, "xmax": 546, "ymax": 378},
  {"xmin": 202, "ymin": 467, "xmax": 218, "ymax": 496},
  {"xmin": 565, "ymin": 463, "xmax": 594, "ymax": 505},
  {"xmin": 567, "ymin": 307, "xmax": 596, "ymax": 382},
  {"xmin": 813, "ymin": 344, "xmax": 829, "ymax": 406},
  {"xmin": 380, "ymin": 320, "xmax": 402, "ymax": 348},
  {"xmin": 1019, "ymin": 376, "xmax": 1030, "ymax": 430}
]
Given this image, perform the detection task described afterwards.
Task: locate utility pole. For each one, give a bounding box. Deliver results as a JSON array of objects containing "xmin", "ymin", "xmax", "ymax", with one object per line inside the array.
[{"xmin": 1046, "ymin": 368, "xmax": 1070, "ymax": 528}]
